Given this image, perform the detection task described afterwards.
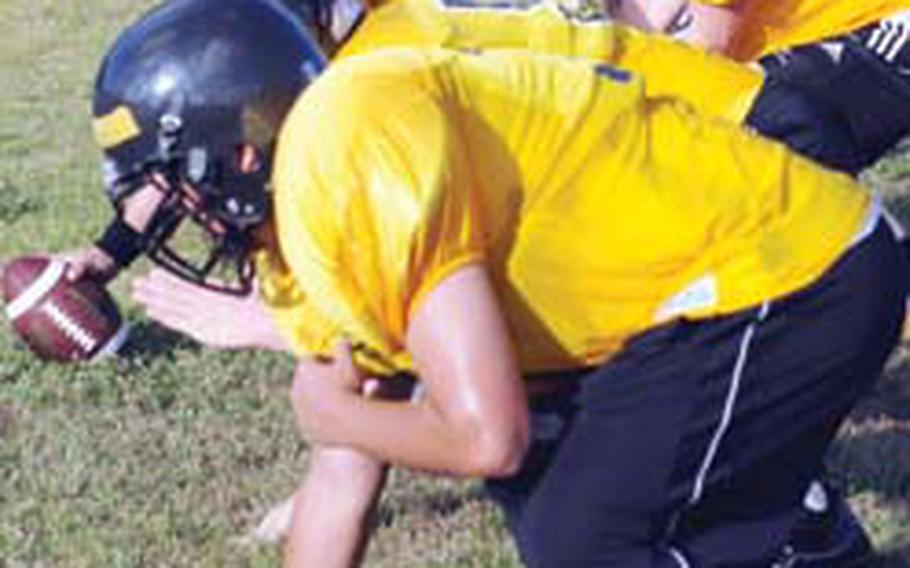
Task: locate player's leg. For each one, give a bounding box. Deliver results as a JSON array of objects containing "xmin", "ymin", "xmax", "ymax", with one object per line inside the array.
[
  {"xmin": 514, "ymin": 316, "xmax": 716, "ymax": 567},
  {"xmin": 282, "ymin": 375, "xmax": 416, "ymax": 567},
  {"xmin": 283, "ymin": 446, "xmax": 388, "ymax": 568},
  {"xmin": 484, "ymin": 373, "xmax": 584, "ymax": 535},
  {"xmin": 511, "ymin": 217, "xmax": 905, "ymax": 567},
  {"xmin": 745, "ymin": 29, "xmax": 910, "ymax": 558},
  {"xmin": 489, "ymin": 358, "xmax": 876, "ymax": 567},
  {"xmin": 487, "ymin": 374, "xmax": 873, "ymax": 567},
  {"xmin": 677, "ymin": 218, "xmax": 904, "ymax": 567}
]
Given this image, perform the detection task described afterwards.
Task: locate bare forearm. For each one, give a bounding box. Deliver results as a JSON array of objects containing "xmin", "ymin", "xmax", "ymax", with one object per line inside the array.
[
  {"xmin": 290, "ymin": 267, "xmax": 530, "ymax": 480},
  {"xmin": 247, "ymin": 304, "xmax": 291, "ymax": 352},
  {"xmin": 284, "ymin": 447, "xmax": 387, "ymax": 568},
  {"xmin": 132, "ymin": 268, "xmax": 293, "ymax": 351},
  {"xmin": 321, "ymin": 396, "xmax": 523, "ymax": 477}
]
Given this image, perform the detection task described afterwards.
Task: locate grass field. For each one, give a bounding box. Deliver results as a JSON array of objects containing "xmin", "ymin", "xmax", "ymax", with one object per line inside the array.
[{"xmin": 1, "ymin": 1, "xmax": 909, "ymax": 566}]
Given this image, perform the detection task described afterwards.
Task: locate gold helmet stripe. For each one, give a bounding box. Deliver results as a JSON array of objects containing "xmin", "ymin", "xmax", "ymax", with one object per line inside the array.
[{"xmin": 93, "ymin": 105, "xmax": 141, "ymax": 150}]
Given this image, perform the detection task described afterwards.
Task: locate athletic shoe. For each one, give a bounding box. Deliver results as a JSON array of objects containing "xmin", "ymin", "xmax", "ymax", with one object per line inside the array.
[{"xmin": 773, "ymin": 484, "xmax": 873, "ymax": 567}]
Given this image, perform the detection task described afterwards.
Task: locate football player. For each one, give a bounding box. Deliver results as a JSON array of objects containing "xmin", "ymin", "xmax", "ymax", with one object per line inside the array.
[
  {"xmin": 609, "ymin": 0, "xmax": 910, "ymax": 172},
  {"xmin": 64, "ymin": 0, "xmax": 885, "ymax": 564},
  {"xmin": 75, "ymin": 1, "xmax": 907, "ymax": 567},
  {"xmin": 64, "ymin": 0, "xmax": 901, "ymax": 558}
]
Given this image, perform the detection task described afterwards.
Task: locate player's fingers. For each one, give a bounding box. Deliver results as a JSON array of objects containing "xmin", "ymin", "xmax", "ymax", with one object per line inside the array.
[
  {"xmin": 133, "ymin": 271, "xmax": 199, "ymax": 306},
  {"xmin": 333, "ymin": 341, "xmax": 355, "ymax": 374},
  {"xmin": 65, "ymin": 262, "xmax": 85, "ymax": 282},
  {"xmin": 56, "ymin": 249, "xmax": 108, "ymax": 282},
  {"xmin": 146, "ymin": 268, "xmax": 235, "ymax": 305},
  {"xmin": 136, "ymin": 289, "xmax": 189, "ymax": 320},
  {"xmin": 142, "ymin": 269, "xmax": 203, "ymax": 299},
  {"xmin": 58, "ymin": 254, "xmax": 97, "ymax": 282},
  {"xmin": 140, "ymin": 301, "xmax": 200, "ymax": 338},
  {"xmin": 131, "ymin": 278, "xmax": 194, "ymax": 321},
  {"xmin": 333, "ymin": 340, "xmax": 353, "ymax": 361},
  {"xmin": 148, "ymin": 267, "xmax": 227, "ymax": 291},
  {"xmin": 130, "ymin": 276, "xmax": 160, "ymax": 304},
  {"xmin": 333, "ymin": 341, "xmax": 363, "ymax": 390}
]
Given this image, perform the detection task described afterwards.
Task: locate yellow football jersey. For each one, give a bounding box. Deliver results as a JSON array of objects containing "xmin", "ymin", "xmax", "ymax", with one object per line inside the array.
[
  {"xmin": 337, "ymin": 0, "xmax": 761, "ymax": 123},
  {"xmin": 698, "ymin": 0, "xmax": 910, "ymax": 60},
  {"xmin": 260, "ymin": 48, "xmax": 869, "ymax": 375}
]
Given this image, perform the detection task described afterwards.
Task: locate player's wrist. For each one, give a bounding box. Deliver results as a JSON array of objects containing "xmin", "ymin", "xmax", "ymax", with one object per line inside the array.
[
  {"xmin": 89, "ymin": 246, "xmax": 117, "ymax": 272},
  {"xmin": 95, "ymin": 217, "xmax": 144, "ymax": 269}
]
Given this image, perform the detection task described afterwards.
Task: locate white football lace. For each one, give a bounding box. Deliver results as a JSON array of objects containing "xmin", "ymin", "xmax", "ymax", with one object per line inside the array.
[{"xmin": 40, "ymin": 300, "xmax": 99, "ymax": 354}]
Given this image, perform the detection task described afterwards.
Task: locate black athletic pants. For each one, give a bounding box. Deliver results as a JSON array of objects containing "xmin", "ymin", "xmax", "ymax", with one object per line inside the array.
[
  {"xmin": 746, "ymin": 11, "xmax": 910, "ymax": 174},
  {"xmin": 486, "ymin": 220, "xmax": 906, "ymax": 567}
]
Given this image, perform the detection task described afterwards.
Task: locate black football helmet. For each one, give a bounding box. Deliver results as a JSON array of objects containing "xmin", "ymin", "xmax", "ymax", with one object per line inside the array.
[{"xmin": 92, "ymin": 0, "xmax": 326, "ymax": 294}]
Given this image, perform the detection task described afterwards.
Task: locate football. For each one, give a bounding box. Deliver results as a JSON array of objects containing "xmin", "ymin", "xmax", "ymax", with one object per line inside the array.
[{"xmin": 2, "ymin": 255, "xmax": 129, "ymax": 362}]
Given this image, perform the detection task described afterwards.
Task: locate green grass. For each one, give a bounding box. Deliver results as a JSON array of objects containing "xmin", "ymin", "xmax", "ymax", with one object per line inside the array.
[{"xmin": 1, "ymin": 1, "xmax": 909, "ymax": 566}]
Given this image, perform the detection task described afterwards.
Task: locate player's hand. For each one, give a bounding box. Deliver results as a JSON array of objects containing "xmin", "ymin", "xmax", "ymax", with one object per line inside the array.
[
  {"xmin": 131, "ymin": 268, "xmax": 287, "ymax": 350},
  {"xmin": 291, "ymin": 342, "xmax": 365, "ymax": 445},
  {"xmin": 57, "ymin": 246, "xmax": 118, "ymax": 283}
]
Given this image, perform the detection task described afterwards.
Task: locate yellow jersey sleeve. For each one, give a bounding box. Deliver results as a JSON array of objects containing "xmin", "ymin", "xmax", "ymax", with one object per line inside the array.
[
  {"xmin": 270, "ymin": 63, "xmax": 486, "ymax": 372},
  {"xmin": 255, "ymin": 244, "xmax": 342, "ymax": 358},
  {"xmin": 692, "ymin": 0, "xmax": 910, "ymax": 60}
]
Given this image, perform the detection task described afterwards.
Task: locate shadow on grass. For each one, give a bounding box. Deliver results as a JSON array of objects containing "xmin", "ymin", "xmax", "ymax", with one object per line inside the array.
[
  {"xmin": 119, "ymin": 321, "xmax": 199, "ymax": 361},
  {"xmin": 376, "ymin": 486, "xmax": 489, "ymax": 528}
]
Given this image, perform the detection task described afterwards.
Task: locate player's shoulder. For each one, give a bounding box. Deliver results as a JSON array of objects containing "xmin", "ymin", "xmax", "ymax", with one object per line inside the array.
[
  {"xmin": 296, "ymin": 48, "xmax": 454, "ymax": 118},
  {"xmin": 278, "ymin": 48, "xmax": 455, "ymax": 159},
  {"xmin": 317, "ymin": 48, "xmax": 443, "ymax": 94}
]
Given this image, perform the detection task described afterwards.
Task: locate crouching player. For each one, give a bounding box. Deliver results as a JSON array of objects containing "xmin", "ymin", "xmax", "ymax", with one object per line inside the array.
[
  {"xmin": 609, "ymin": 0, "xmax": 910, "ymax": 173},
  {"xmin": 70, "ymin": 1, "xmax": 907, "ymax": 566}
]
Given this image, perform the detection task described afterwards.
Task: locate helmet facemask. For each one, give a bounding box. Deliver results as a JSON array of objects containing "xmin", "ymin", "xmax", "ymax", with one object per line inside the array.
[{"xmin": 112, "ymin": 113, "xmax": 271, "ymax": 296}]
